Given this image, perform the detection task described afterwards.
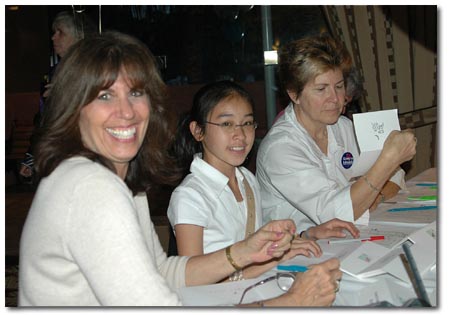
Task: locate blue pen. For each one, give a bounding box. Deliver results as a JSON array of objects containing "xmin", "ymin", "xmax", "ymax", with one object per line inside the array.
[
  {"xmin": 416, "ymin": 183, "xmax": 437, "ymax": 187},
  {"xmin": 277, "ymin": 265, "xmax": 308, "ymax": 273},
  {"xmin": 388, "ymin": 205, "xmax": 437, "ymax": 212}
]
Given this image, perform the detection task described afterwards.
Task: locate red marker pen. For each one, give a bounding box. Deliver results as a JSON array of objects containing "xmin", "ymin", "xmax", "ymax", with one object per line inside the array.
[
  {"xmin": 328, "ymin": 235, "xmax": 385, "ymax": 244},
  {"xmin": 362, "ymin": 235, "xmax": 385, "ymax": 242}
]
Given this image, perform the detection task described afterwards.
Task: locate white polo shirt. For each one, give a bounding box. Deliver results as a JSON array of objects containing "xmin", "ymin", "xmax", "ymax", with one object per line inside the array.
[
  {"xmin": 167, "ymin": 154, "xmax": 263, "ymax": 254},
  {"xmin": 256, "ymin": 103, "xmax": 404, "ymax": 231}
]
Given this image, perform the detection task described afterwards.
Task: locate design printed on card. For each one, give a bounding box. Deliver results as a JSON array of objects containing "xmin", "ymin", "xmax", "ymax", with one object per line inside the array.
[
  {"xmin": 358, "ymin": 253, "xmax": 371, "ymax": 263},
  {"xmin": 371, "ymin": 122, "xmax": 385, "ymax": 140}
]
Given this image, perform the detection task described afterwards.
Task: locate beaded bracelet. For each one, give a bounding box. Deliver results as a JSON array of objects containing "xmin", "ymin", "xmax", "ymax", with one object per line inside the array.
[
  {"xmin": 362, "ymin": 175, "xmax": 381, "ymax": 192},
  {"xmin": 225, "ymin": 245, "xmax": 242, "ymax": 271}
]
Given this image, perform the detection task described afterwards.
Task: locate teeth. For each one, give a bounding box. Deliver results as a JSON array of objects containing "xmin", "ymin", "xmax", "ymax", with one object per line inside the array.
[
  {"xmin": 106, "ymin": 127, "xmax": 136, "ymax": 139},
  {"xmin": 230, "ymin": 146, "xmax": 245, "ymax": 151}
]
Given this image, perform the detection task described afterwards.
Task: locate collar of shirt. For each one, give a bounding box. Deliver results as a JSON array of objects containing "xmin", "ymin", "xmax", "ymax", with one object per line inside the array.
[
  {"xmin": 284, "ymin": 103, "xmax": 346, "ymax": 157},
  {"xmin": 190, "ymin": 153, "xmax": 245, "ymax": 197}
]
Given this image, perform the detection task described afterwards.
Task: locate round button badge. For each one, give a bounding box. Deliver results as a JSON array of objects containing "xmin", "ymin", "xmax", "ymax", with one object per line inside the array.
[{"xmin": 341, "ymin": 152, "xmax": 354, "ymax": 169}]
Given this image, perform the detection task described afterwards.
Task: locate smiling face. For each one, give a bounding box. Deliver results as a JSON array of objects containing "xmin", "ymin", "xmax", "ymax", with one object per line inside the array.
[
  {"xmin": 79, "ymin": 71, "xmax": 150, "ymax": 178},
  {"xmin": 290, "ymin": 68, "xmax": 346, "ymax": 131},
  {"xmin": 193, "ymin": 95, "xmax": 255, "ymax": 176}
]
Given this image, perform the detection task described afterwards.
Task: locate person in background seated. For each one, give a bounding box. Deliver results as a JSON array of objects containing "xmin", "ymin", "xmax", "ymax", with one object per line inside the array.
[
  {"xmin": 256, "ymin": 33, "xmax": 417, "ymax": 233},
  {"xmin": 19, "ymin": 31, "xmax": 341, "ymax": 307},
  {"xmin": 168, "ymin": 80, "xmax": 359, "ymax": 281},
  {"xmin": 19, "ymin": 10, "xmax": 95, "ymax": 181},
  {"xmin": 342, "ymin": 66, "xmax": 363, "ymax": 121}
]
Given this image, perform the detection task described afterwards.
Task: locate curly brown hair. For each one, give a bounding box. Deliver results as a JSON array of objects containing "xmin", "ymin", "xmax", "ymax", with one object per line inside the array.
[{"xmin": 35, "ymin": 31, "xmax": 181, "ymax": 194}]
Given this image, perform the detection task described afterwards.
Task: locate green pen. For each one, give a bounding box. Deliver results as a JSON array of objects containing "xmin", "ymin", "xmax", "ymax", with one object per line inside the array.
[{"xmin": 407, "ymin": 195, "xmax": 437, "ymax": 201}]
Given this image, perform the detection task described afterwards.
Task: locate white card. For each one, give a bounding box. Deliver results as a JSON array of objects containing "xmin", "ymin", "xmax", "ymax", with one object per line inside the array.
[
  {"xmin": 351, "ymin": 109, "xmax": 400, "ymax": 177},
  {"xmin": 353, "ymin": 109, "xmax": 400, "ymax": 151},
  {"xmin": 339, "ymin": 241, "xmax": 391, "ymax": 279}
]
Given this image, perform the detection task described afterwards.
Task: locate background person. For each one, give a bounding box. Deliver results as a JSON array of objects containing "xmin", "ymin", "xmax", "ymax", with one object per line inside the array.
[
  {"xmin": 256, "ymin": 33, "xmax": 416, "ymax": 232},
  {"xmin": 18, "ymin": 31, "xmax": 341, "ymax": 307},
  {"xmin": 341, "ymin": 66, "xmax": 363, "ymax": 120},
  {"xmin": 19, "ymin": 10, "xmax": 96, "ymax": 180}
]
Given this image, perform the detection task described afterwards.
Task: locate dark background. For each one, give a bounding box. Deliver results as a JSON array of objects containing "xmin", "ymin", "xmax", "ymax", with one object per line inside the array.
[{"xmin": 5, "ymin": 5, "xmax": 328, "ymax": 93}]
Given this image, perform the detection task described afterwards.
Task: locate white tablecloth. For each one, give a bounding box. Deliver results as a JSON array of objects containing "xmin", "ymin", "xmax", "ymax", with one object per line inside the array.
[{"xmin": 177, "ymin": 168, "xmax": 437, "ymax": 307}]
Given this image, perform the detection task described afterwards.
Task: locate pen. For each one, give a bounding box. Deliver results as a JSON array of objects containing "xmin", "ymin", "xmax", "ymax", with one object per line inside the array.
[
  {"xmin": 277, "ymin": 265, "xmax": 308, "ymax": 273},
  {"xmin": 407, "ymin": 195, "xmax": 436, "ymax": 201},
  {"xmin": 328, "ymin": 235, "xmax": 385, "ymax": 244},
  {"xmin": 415, "ymin": 183, "xmax": 437, "ymax": 187},
  {"xmin": 387, "ymin": 205, "xmax": 437, "ymax": 212}
]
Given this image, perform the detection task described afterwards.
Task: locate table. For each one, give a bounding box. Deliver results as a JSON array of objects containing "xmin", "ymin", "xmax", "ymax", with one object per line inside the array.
[
  {"xmin": 177, "ymin": 168, "xmax": 437, "ymax": 306},
  {"xmin": 370, "ymin": 168, "xmax": 437, "ymax": 226}
]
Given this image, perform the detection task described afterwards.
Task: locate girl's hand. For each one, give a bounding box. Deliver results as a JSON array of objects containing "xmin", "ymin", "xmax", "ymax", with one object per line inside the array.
[
  {"xmin": 307, "ymin": 219, "xmax": 360, "ymax": 240},
  {"xmin": 237, "ymin": 220, "xmax": 297, "ymax": 265},
  {"xmin": 281, "ymin": 238, "xmax": 322, "ymax": 261}
]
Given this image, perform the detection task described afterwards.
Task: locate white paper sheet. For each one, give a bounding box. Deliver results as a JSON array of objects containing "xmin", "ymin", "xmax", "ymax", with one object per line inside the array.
[
  {"xmin": 339, "ymin": 241, "xmax": 392, "ymax": 278},
  {"xmin": 356, "ymin": 223, "xmax": 418, "ymax": 249},
  {"xmin": 383, "ymin": 221, "xmax": 437, "ymax": 283},
  {"xmin": 334, "ymin": 276, "xmax": 436, "ymax": 306},
  {"xmin": 351, "ymin": 109, "xmax": 400, "ymax": 177}
]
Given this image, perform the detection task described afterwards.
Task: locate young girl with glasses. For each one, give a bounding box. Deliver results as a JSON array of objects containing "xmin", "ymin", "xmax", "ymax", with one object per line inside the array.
[{"xmin": 168, "ymin": 80, "xmax": 359, "ymax": 282}]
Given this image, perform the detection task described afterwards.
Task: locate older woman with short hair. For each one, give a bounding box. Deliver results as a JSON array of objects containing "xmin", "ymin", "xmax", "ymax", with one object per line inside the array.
[{"xmin": 256, "ymin": 33, "xmax": 416, "ymax": 233}]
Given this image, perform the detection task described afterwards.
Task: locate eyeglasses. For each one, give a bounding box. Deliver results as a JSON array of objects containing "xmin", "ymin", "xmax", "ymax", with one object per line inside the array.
[
  {"xmin": 238, "ymin": 272, "xmax": 296, "ymax": 304},
  {"xmin": 205, "ymin": 121, "xmax": 258, "ymax": 133}
]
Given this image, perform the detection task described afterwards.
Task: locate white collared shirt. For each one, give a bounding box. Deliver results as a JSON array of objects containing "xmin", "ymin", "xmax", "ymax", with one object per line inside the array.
[
  {"xmin": 256, "ymin": 103, "xmax": 404, "ymax": 231},
  {"xmin": 167, "ymin": 154, "xmax": 262, "ymax": 254}
]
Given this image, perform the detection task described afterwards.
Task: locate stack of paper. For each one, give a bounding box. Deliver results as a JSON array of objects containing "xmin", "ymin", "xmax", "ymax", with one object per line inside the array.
[{"xmin": 339, "ymin": 222, "xmax": 436, "ymax": 282}]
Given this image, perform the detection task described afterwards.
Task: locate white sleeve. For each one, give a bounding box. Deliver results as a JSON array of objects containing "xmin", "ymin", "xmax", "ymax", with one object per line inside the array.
[
  {"xmin": 167, "ymin": 186, "xmax": 210, "ymax": 229},
  {"xmin": 389, "ymin": 167, "xmax": 406, "ymax": 190},
  {"xmin": 66, "ymin": 173, "xmax": 183, "ymax": 306}
]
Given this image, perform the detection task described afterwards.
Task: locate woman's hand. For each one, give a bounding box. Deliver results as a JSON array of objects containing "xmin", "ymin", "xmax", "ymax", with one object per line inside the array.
[
  {"xmin": 307, "ymin": 219, "xmax": 360, "ymax": 240},
  {"xmin": 19, "ymin": 164, "xmax": 33, "ymax": 177},
  {"xmin": 281, "ymin": 238, "xmax": 322, "ymax": 261},
  {"xmin": 380, "ymin": 129, "xmax": 416, "ymax": 166},
  {"xmin": 235, "ymin": 220, "xmax": 297, "ymax": 265},
  {"xmin": 42, "ymin": 83, "xmax": 52, "ymax": 98},
  {"xmin": 284, "ymin": 258, "xmax": 342, "ymax": 306}
]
